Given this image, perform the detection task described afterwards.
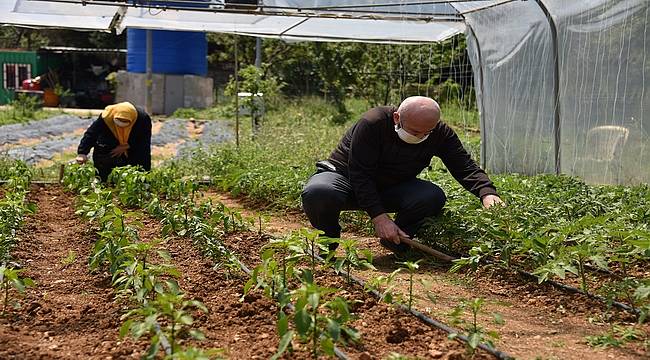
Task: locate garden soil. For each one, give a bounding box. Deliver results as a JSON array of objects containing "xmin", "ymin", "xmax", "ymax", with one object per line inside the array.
[
  {"xmin": 0, "ymin": 185, "xmax": 147, "ymax": 359},
  {"xmin": 205, "ymin": 190, "xmax": 650, "ymax": 360},
  {"xmin": 0, "ymin": 186, "xmax": 487, "ymax": 359}
]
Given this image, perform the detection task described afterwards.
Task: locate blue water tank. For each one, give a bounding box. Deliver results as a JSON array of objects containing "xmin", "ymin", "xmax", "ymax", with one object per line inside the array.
[{"xmin": 126, "ymin": 29, "xmax": 207, "ymax": 76}]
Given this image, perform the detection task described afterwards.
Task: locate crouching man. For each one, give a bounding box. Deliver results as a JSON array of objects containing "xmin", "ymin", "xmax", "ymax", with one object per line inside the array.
[{"xmin": 301, "ymin": 96, "xmax": 502, "ymax": 254}]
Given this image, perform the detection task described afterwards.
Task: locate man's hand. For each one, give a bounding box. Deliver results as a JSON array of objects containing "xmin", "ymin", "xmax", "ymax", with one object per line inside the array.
[
  {"xmin": 75, "ymin": 154, "xmax": 88, "ymax": 164},
  {"xmin": 482, "ymin": 194, "xmax": 504, "ymax": 209},
  {"xmin": 110, "ymin": 144, "xmax": 130, "ymax": 158},
  {"xmin": 372, "ymin": 213, "xmax": 410, "ymax": 245}
]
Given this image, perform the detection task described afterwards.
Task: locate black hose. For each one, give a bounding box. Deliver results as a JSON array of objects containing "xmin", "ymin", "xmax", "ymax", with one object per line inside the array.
[
  {"xmin": 313, "ymin": 253, "xmax": 515, "ymax": 360},
  {"xmin": 422, "ymin": 242, "xmax": 641, "ymax": 315},
  {"xmin": 516, "ymin": 269, "xmax": 640, "ymax": 315}
]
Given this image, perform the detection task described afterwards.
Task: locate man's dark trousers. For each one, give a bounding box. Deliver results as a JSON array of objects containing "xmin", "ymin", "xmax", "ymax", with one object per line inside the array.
[{"xmin": 301, "ymin": 170, "xmax": 446, "ymax": 239}]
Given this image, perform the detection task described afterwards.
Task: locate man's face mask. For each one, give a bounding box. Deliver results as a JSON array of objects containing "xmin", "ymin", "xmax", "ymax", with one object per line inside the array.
[{"xmin": 395, "ymin": 121, "xmax": 429, "ymax": 144}]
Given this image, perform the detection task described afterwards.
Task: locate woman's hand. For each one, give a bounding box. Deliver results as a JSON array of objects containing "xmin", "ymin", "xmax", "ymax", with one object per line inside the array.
[
  {"xmin": 75, "ymin": 154, "xmax": 88, "ymax": 164},
  {"xmin": 110, "ymin": 144, "xmax": 130, "ymax": 158}
]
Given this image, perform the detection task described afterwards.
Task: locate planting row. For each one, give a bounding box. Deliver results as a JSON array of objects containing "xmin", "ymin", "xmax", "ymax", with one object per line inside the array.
[
  {"xmin": 421, "ymin": 174, "xmax": 650, "ymax": 321},
  {"xmin": 0, "ymin": 161, "xmax": 35, "ymax": 316},
  {"xmin": 63, "ymin": 165, "xmax": 224, "ymax": 358}
]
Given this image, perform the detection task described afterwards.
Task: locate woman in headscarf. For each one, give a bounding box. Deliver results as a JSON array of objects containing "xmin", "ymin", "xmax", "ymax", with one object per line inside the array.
[{"xmin": 76, "ymin": 102, "xmax": 152, "ymax": 181}]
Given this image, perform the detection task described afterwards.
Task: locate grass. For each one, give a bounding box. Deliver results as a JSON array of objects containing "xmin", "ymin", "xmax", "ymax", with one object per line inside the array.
[
  {"xmin": 0, "ymin": 106, "xmax": 65, "ymax": 126},
  {"xmin": 171, "ymin": 106, "xmax": 231, "ymax": 120},
  {"xmin": 172, "ymin": 97, "xmax": 480, "ymax": 211}
]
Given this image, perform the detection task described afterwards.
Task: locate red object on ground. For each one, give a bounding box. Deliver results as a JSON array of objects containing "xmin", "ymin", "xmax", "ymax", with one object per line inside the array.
[
  {"xmin": 100, "ymin": 93, "xmax": 113, "ymax": 104},
  {"xmin": 22, "ymin": 78, "xmax": 41, "ymax": 91}
]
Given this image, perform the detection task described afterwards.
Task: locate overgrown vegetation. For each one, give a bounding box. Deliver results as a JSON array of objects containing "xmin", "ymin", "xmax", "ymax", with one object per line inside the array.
[
  {"xmin": 0, "ymin": 95, "xmax": 64, "ymax": 126},
  {"xmin": 172, "ymin": 97, "xmax": 478, "ymax": 213}
]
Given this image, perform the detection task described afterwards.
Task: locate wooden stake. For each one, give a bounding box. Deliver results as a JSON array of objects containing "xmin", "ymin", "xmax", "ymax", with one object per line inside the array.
[{"xmin": 58, "ymin": 163, "xmax": 65, "ymax": 183}]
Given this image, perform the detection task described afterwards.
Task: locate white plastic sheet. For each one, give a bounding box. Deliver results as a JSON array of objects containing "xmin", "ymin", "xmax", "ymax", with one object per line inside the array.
[
  {"xmin": 462, "ymin": 1, "xmax": 556, "ymax": 176},
  {"xmin": 1, "ymin": 0, "xmax": 465, "ymax": 44},
  {"xmin": 547, "ymin": 0, "xmax": 650, "ymax": 184},
  {"xmin": 0, "ymin": 0, "xmax": 118, "ymax": 30},
  {"xmin": 118, "ymin": 8, "xmax": 464, "ymax": 43},
  {"xmin": 463, "ymin": 0, "xmax": 649, "ymax": 184}
]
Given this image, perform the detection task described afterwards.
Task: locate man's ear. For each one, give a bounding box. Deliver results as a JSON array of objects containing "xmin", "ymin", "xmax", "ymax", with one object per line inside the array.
[{"xmin": 392, "ymin": 112, "xmax": 400, "ymax": 125}]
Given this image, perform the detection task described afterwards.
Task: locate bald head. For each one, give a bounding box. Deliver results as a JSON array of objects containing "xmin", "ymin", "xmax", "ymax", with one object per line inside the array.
[{"xmin": 393, "ymin": 96, "xmax": 441, "ymax": 138}]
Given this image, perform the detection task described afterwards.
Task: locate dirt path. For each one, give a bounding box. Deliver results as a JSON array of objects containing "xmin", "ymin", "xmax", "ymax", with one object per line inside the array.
[
  {"xmin": 204, "ymin": 190, "xmax": 650, "ymax": 360},
  {"xmin": 0, "ymin": 185, "xmax": 145, "ymax": 359}
]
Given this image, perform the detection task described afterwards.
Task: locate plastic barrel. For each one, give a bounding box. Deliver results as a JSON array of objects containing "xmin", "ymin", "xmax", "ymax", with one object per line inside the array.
[{"xmin": 126, "ymin": 29, "xmax": 207, "ymax": 76}]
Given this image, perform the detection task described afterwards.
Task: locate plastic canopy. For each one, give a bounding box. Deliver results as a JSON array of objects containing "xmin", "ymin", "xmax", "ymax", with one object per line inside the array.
[
  {"xmin": 0, "ymin": 0, "xmax": 119, "ymax": 30},
  {"xmin": 1, "ymin": 0, "xmax": 470, "ymax": 43}
]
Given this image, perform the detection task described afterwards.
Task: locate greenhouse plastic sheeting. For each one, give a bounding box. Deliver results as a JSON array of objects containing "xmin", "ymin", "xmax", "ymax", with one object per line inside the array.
[
  {"xmin": 462, "ymin": 0, "xmax": 649, "ymax": 184},
  {"xmin": 0, "ymin": 0, "xmax": 118, "ymax": 30},
  {"xmin": 1, "ymin": 0, "xmax": 465, "ymax": 44},
  {"xmin": 461, "ymin": 1, "xmax": 556, "ymax": 175},
  {"xmin": 546, "ymin": 0, "xmax": 649, "ymax": 185},
  {"xmin": 118, "ymin": 8, "xmax": 464, "ymax": 43},
  {"xmin": 262, "ymin": 0, "xmax": 461, "ymax": 19}
]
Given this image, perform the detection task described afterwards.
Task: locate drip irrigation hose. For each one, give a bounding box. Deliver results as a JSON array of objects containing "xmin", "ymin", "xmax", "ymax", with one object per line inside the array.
[
  {"xmin": 412, "ymin": 239, "xmax": 641, "ymax": 316},
  {"xmin": 154, "ymin": 323, "xmax": 173, "ymax": 355},
  {"xmin": 311, "ymin": 252, "xmax": 515, "ymax": 360},
  {"xmin": 516, "ymin": 269, "xmax": 640, "ymax": 315},
  {"xmin": 209, "ymin": 249, "xmax": 350, "ymax": 360}
]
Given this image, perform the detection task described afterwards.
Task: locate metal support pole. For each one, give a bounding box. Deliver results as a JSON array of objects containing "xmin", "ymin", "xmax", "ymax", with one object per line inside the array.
[
  {"xmin": 535, "ymin": 0, "xmax": 562, "ymax": 174},
  {"xmin": 255, "ymin": 37, "xmax": 262, "ymax": 68},
  {"xmin": 234, "ymin": 35, "xmax": 240, "ymax": 147},
  {"xmin": 145, "ymin": 29, "xmax": 153, "ymax": 114},
  {"xmin": 467, "ymin": 24, "xmax": 488, "ymax": 170}
]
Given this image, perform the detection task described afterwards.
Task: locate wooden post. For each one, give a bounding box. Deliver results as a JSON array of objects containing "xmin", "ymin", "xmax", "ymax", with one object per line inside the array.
[{"xmin": 58, "ymin": 163, "xmax": 65, "ymax": 183}]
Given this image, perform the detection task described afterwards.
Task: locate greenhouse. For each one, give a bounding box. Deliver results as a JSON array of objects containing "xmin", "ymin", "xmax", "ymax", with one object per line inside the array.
[{"xmin": 1, "ymin": 1, "xmax": 649, "ymax": 359}]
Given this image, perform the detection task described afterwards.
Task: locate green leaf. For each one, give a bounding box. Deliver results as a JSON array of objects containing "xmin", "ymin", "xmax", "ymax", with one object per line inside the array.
[
  {"xmin": 277, "ymin": 311, "xmax": 289, "ymax": 336},
  {"xmin": 271, "ymin": 330, "xmax": 294, "ymax": 360},
  {"xmin": 294, "ymin": 308, "xmax": 312, "ymax": 336},
  {"xmin": 179, "ymin": 314, "xmax": 194, "ymax": 325},
  {"xmin": 119, "ymin": 319, "xmax": 133, "ymax": 337},
  {"xmin": 320, "ymin": 337, "xmax": 335, "ymax": 355},
  {"xmin": 189, "ymin": 329, "xmax": 206, "ymax": 340},
  {"xmin": 327, "ymin": 319, "xmax": 341, "ymax": 341},
  {"xmin": 493, "ymin": 313, "xmax": 505, "ymax": 325},
  {"xmin": 468, "ymin": 332, "xmax": 480, "ymax": 349},
  {"xmin": 634, "ymin": 285, "xmax": 650, "ymax": 300}
]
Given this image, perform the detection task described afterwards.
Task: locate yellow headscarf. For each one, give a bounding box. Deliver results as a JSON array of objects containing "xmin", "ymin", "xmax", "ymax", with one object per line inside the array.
[{"xmin": 102, "ymin": 102, "xmax": 138, "ymax": 145}]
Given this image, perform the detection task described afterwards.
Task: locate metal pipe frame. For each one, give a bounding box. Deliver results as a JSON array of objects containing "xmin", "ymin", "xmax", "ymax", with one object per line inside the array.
[
  {"xmin": 26, "ymin": 0, "xmax": 467, "ymax": 21},
  {"xmin": 466, "ymin": 23, "xmax": 488, "ymax": 170},
  {"xmin": 534, "ymin": 0, "xmax": 562, "ymax": 175}
]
